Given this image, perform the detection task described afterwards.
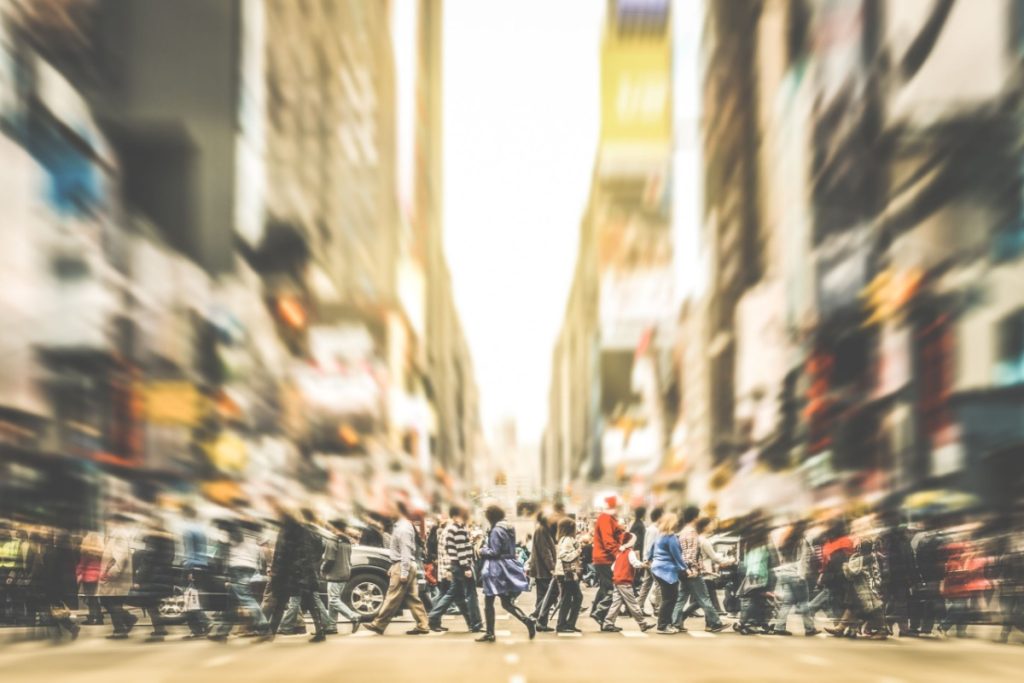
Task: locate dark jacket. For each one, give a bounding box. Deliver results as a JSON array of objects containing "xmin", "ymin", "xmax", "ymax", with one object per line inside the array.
[
  {"xmin": 630, "ymin": 518, "xmax": 647, "ymax": 561},
  {"xmin": 529, "ymin": 523, "xmax": 557, "ymax": 580},
  {"xmin": 134, "ymin": 531, "xmax": 177, "ymax": 600},
  {"xmin": 43, "ymin": 534, "xmax": 79, "ymax": 608},
  {"xmin": 272, "ymin": 520, "xmax": 324, "ymax": 595}
]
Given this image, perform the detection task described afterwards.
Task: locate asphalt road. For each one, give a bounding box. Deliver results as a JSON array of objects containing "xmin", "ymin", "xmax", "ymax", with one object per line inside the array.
[{"xmin": 2, "ymin": 591, "xmax": 1023, "ymax": 683}]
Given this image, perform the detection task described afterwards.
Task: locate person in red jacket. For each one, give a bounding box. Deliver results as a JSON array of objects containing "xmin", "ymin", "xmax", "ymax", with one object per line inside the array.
[
  {"xmin": 602, "ymin": 533, "xmax": 654, "ymax": 632},
  {"xmin": 590, "ymin": 496, "xmax": 624, "ymax": 626},
  {"xmin": 76, "ymin": 532, "xmax": 104, "ymax": 626}
]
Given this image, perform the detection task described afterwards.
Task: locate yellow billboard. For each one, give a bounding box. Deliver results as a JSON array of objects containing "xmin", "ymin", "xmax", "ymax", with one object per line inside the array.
[{"xmin": 600, "ymin": 33, "xmax": 672, "ymax": 146}]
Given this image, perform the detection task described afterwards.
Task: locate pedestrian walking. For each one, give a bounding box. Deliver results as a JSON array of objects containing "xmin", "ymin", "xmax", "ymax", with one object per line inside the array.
[
  {"xmin": 735, "ymin": 521, "xmax": 775, "ymax": 635},
  {"xmin": 180, "ymin": 505, "xmax": 212, "ymax": 638},
  {"xmin": 995, "ymin": 531, "xmax": 1024, "ymax": 643},
  {"xmin": 208, "ymin": 522, "xmax": 272, "ymax": 642},
  {"xmin": 364, "ymin": 503, "xmax": 431, "ymax": 636},
  {"xmin": 674, "ymin": 506, "xmax": 725, "ymax": 632},
  {"xmin": 768, "ymin": 520, "xmax": 816, "ymax": 636},
  {"xmin": 629, "ymin": 507, "xmax": 647, "ymax": 595},
  {"xmin": 76, "ymin": 531, "xmax": 104, "ymax": 626},
  {"xmin": 475, "ymin": 505, "xmax": 536, "ymax": 643},
  {"xmin": 877, "ymin": 515, "xmax": 918, "ymax": 637},
  {"xmin": 98, "ymin": 515, "xmax": 137, "ymax": 639},
  {"xmin": 938, "ymin": 541, "xmax": 989, "ymax": 638},
  {"xmin": 428, "ymin": 506, "xmax": 483, "ymax": 633},
  {"xmin": 638, "ymin": 508, "xmax": 663, "ymax": 616},
  {"xmin": 42, "ymin": 529, "xmax": 80, "ymax": 641},
  {"xmin": 650, "ymin": 512, "xmax": 686, "ymax": 634},
  {"xmin": 527, "ymin": 511, "xmax": 556, "ymax": 624},
  {"xmin": 602, "ymin": 532, "xmax": 653, "ymax": 632},
  {"xmin": 553, "ymin": 517, "xmax": 582, "ymax": 634},
  {"xmin": 266, "ymin": 506, "xmax": 328, "ymax": 642},
  {"xmin": 321, "ymin": 519, "xmax": 362, "ymax": 634},
  {"xmin": 131, "ymin": 514, "xmax": 177, "ymax": 642},
  {"xmin": 589, "ymin": 496, "xmax": 624, "ymax": 627},
  {"xmin": 838, "ymin": 539, "xmax": 887, "ymax": 639}
]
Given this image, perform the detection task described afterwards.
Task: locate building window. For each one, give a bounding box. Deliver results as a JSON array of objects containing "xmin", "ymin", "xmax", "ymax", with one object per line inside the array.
[{"xmin": 996, "ymin": 309, "xmax": 1024, "ymax": 385}]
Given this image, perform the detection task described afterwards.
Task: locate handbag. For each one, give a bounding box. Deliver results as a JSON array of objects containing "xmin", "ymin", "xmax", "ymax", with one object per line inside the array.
[{"xmin": 182, "ymin": 584, "xmax": 202, "ymax": 612}]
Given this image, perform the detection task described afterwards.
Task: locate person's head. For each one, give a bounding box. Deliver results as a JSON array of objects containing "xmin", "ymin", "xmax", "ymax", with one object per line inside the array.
[
  {"xmin": 484, "ymin": 505, "xmax": 506, "ymax": 528},
  {"xmin": 556, "ymin": 517, "xmax": 576, "ymax": 540},
  {"xmin": 634, "ymin": 506, "xmax": 647, "ymax": 522},
  {"xmin": 449, "ymin": 505, "xmax": 466, "ymax": 524},
  {"xmin": 657, "ymin": 512, "xmax": 680, "ymax": 535},
  {"xmin": 536, "ymin": 510, "xmax": 547, "ymax": 526},
  {"xmin": 682, "ymin": 505, "xmax": 701, "ymax": 526},
  {"xmin": 650, "ymin": 507, "xmax": 664, "ymax": 524},
  {"xmin": 858, "ymin": 539, "xmax": 874, "ymax": 555},
  {"xmin": 695, "ymin": 517, "xmax": 713, "ymax": 535},
  {"xmin": 554, "ymin": 502, "xmax": 566, "ymax": 515}
]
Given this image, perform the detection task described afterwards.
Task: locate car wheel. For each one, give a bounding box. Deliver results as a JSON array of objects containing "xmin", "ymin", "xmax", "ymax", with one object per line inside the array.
[{"xmin": 344, "ymin": 574, "xmax": 387, "ymax": 617}]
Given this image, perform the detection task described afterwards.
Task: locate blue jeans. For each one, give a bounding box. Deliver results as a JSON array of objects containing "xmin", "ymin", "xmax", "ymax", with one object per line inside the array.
[
  {"xmin": 279, "ymin": 591, "xmax": 333, "ymax": 631},
  {"xmin": 673, "ymin": 575, "xmax": 722, "ymax": 628},
  {"xmin": 327, "ymin": 581, "xmax": 361, "ymax": 622},
  {"xmin": 428, "ymin": 572, "xmax": 482, "ymax": 630},
  {"xmin": 212, "ymin": 567, "xmax": 269, "ymax": 636}
]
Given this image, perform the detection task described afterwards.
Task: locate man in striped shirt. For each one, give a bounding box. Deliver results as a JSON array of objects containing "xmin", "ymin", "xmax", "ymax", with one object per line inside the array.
[{"xmin": 427, "ymin": 506, "xmax": 483, "ymax": 632}]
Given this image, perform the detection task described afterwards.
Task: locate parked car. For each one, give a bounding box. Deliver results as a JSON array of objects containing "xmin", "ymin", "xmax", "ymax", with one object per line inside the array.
[{"xmin": 157, "ymin": 544, "xmax": 428, "ymax": 623}]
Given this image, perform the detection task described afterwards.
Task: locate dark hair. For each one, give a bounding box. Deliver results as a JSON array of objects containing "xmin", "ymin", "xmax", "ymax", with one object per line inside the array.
[
  {"xmin": 556, "ymin": 517, "xmax": 576, "ymax": 540},
  {"xmin": 634, "ymin": 506, "xmax": 647, "ymax": 520},
  {"xmin": 682, "ymin": 506, "xmax": 701, "ymax": 524},
  {"xmin": 650, "ymin": 507, "xmax": 664, "ymax": 523},
  {"xmin": 449, "ymin": 505, "xmax": 463, "ymax": 519},
  {"xmin": 695, "ymin": 517, "xmax": 712, "ymax": 534},
  {"xmin": 484, "ymin": 505, "xmax": 506, "ymax": 527},
  {"xmin": 536, "ymin": 510, "xmax": 547, "ymax": 525}
]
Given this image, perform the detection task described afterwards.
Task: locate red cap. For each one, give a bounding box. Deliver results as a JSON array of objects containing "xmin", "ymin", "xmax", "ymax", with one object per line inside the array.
[{"xmin": 604, "ymin": 495, "xmax": 618, "ymax": 510}]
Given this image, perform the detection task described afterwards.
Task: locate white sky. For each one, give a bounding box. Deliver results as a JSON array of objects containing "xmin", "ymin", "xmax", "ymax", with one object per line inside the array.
[{"xmin": 443, "ymin": 1, "xmax": 606, "ymax": 446}]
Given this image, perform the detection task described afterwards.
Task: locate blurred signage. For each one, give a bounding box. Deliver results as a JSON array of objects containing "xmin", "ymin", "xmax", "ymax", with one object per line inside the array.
[
  {"xmin": 816, "ymin": 225, "xmax": 870, "ymax": 316},
  {"xmin": 801, "ymin": 450, "xmax": 838, "ymax": 488},
  {"xmin": 874, "ymin": 324, "xmax": 910, "ymax": 399},
  {"xmin": 600, "ymin": 24, "xmax": 671, "ymax": 149},
  {"xmin": 142, "ymin": 381, "xmax": 201, "ymax": 426}
]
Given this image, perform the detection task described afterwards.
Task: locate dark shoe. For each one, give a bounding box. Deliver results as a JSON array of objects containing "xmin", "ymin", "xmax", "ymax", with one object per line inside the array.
[
  {"xmin": 309, "ymin": 633, "xmax": 327, "ymax": 643},
  {"xmin": 324, "ymin": 628, "xmax": 339, "ymax": 635},
  {"xmin": 771, "ymin": 628, "xmax": 792, "ymax": 636},
  {"xmin": 364, "ymin": 624, "xmax": 384, "ymax": 636},
  {"xmin": 476, "ymin": 633, "xmax": 496, "ymax": 643},
  {"xmin": 125, "ymin": 613, "xmax": 138, "ymax": 633},
  {"xmin": 253, "ymin": 633, "xmax": 273, "ymax": 644},
  {"xmin": 601, "ymin": 624, "xmax": 622, "ymax": 633},
  {"xmin": 207, "ymin": 635, "xmax": 229, "ymax": 643},
  {"xmin": 406, "ymin": 627, "xmax": 430, "ymax": 635},
  {"xmin": 555, "ymin": 628, "xmax": 577, "ymax": 634},
  {"xmin": 805, "ymin": 629, "xmax": 821, "ymax": 637},
  {"xmin": 106, "ymin": 633, "xmax": 129, "ymax": 640},
  {"xmin": 536, "ymin": 624, "xmax": 555, "ymax": 632},
  {"xmin": 706, "ymin": 624, "xmax": 726, "ymax": 633},
  {"xmin": 429, "ymin": 625, "xmax": 448, "ymax": 633},
  {"xmin": 351, "ymin": 620, "xmax": 361, "ymax": 634},
  {"xmin": 526, "ymin": 617, "xmax": 537, "ymax": 640},
  {"xmin": 69, "ymin": 624, "xmax": 81, "ymax": 641},
  {"xmin": 144, "ymin": 634, "xmax": 166, "ymax": 643},
  {"xmin": 824, "ymin": 626, "xmax": 844, "ymax": 637},
  {"xmin": 640, "ymin": 623, "xmax": 654, "ymax": 632}
]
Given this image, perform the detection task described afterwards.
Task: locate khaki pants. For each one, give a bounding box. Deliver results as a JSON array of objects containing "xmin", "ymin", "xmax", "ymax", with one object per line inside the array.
[
  {"xmin": 605, "ymin": 583, "xmax": 648, "ymax": 628},
  {"xmin": 370, "ymin": 563, "xmax": 429, "ymax": 631}
]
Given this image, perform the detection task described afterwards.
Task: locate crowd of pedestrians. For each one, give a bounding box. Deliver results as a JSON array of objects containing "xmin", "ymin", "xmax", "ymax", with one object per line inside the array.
[{"xmin": 2, "ymin": 497, "xmax": 1024, "ymax": 646}]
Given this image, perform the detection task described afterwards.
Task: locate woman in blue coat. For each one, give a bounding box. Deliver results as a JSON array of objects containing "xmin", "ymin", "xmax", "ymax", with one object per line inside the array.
[
  {"xmin": 477, "ymin": 505, "xmax": 536, "ymax": 642},
  {"xmin": 650, "ymin": 512, "xmax": 687, "ymax": 634}
]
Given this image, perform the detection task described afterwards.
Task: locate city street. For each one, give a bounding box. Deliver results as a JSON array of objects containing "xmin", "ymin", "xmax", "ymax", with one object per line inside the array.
[{"xmin": 2, "ymin": 592, "xmax": 1023, "ymax": 683}]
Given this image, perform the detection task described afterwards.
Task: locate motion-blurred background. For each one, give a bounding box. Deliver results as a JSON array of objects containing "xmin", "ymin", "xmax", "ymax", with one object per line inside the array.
[{"xmin": 0, "ymin": 0, "xmax": 1023, "ymax": 555}]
